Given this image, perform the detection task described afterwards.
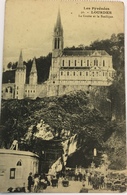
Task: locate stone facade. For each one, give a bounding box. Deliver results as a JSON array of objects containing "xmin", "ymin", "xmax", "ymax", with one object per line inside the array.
[{"xmin": 2, "ymin": 11, "xmax": 115, "ymax": 100}]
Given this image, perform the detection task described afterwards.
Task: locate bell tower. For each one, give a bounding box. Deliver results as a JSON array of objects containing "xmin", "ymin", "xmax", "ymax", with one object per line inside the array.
[
  {"xmin": 15, "ymin": 50, "xmax": 26, "ymax": 99},
  {"xmin": 49, "ymin": 9, "xmax": 64, "ymax": 83},
  {"xmin": 52, "ymin": 9, "xmax": 64, "ymax": 57}
]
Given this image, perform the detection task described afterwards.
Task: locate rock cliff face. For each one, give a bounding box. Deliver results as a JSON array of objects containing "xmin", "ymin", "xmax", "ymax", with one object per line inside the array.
[
  {"xmin": 88, "ymin": 86, "xmax": 125, "ymax": 121},
  {"xmin": 0, "ymin": 90, "xmax": 126, "ymax": 171}
]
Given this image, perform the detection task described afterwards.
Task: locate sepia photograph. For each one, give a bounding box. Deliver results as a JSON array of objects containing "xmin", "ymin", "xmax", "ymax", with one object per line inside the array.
[{"xmin": 0, "ymin": 0, "xmax": 126, "ymax": 193}]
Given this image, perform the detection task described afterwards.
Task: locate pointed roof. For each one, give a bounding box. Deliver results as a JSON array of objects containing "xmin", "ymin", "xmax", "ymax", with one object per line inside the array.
[
  {"xmin": 31, "ymin": 57, "xmax": 37, "ymax": 73},
  {"xmin": 17, "ymin": 50, "xmax": 24, "ymax": 68},
  {"xmin": 54, "ymin": 9, "xmax": 63, "ymax": 30}
]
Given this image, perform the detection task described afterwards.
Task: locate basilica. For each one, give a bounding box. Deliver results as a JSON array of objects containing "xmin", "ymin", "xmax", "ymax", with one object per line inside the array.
[{"xmin": 2, "ymin": 10, "xmax": 115, "ymax": 100}]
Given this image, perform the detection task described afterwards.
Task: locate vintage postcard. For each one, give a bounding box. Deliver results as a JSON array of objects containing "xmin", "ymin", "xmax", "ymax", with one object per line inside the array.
[{"xmin": 0, "ymin": 0, "xmax": 126, "ymax": 193}]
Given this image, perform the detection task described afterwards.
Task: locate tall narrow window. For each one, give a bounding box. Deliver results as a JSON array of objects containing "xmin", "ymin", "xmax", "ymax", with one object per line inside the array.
[
  {"xmin": 67, "ymin": 72, "xmax": 69, "ymax": 76},
  {"xmin": 73, "ymin": 72, "xmax": 75, "ymax": 76},
  {"xmin": 75, "ymin": 60, "xmax": 76, "ymax": 66},
  {"xmin": 62, "ymin": 60, "xmax": 64, "ymax": 66},
  {"xmin": 61, "ymin": 71, "xmax": 63, "ymax": 76},
  {"xmin": 58, "ymin": 38, "xmax": 60, "ymax": 49},
  {"xmin": 94, "ymin": 59, "xmax": 98, "ymax": 66},
  {"xmin": 55, "ymin": 38, "xmax": 57, "ymax": 49},
  {"xmin": 80, "ymin": 72, "xmax": 82, "ymax": 76},
  {"xmin": 81, "ymin": 60, "xmax": 83, "ymax": 66},
  {"xmin": 86, "ymin": 72, "xmax": 88, "ymax": 76},
  {"xmin": 103, "ymin": 60, "xmax": 105, "ymax": 67},
  {"xmin": 10, "ymin": 87, "xmax": 12, "ymax": 93},
  {"xmin": 10, "ymin": 168, "xmax": 15, "ymax": 179},
  {"xmin": 96, "ymin": 60, "xmax": 98, "ymax": 66},
  {"xmin": 69, "ymin": 60, "xmax": 70, "ymax": 66},
  {"xmin": 87, "ymin": 60, "xmax": 89, "ymax": 66}
]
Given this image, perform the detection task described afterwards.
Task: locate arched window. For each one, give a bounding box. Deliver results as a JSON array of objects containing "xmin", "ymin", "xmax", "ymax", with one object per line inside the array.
[
  {"xmin": 103, "ymin": 60, "xmax": 105, "ymax": 67},
  {"xmin": 16, "ymin": 160, "xmax": 22, "ymax": 166},
  {"xmin": 16, "ymin": 160, "xmax": 22, "ymax": 179}
]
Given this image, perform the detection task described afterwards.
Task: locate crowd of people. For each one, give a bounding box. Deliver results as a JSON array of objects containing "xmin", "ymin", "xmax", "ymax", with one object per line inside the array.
[
  {"xmin": 66, "ymin": 170, "xmax": 108, "ymax": 190},
  {"xmin": 28, "ymin": 172, "xmax": 49, "ymax": 192},
  {"xmin": 27, "ymin": 170, "xmax": 126, "ymax": 193},
  {"xmin": 27, "ymin": 172, "xmax": 70, "ymax": 192}
]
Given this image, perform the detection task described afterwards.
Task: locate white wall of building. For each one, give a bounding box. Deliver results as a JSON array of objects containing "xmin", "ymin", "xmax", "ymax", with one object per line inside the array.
[{"xmin": 0, "ymin": 149, "xmax": 39, "ymax": 192}]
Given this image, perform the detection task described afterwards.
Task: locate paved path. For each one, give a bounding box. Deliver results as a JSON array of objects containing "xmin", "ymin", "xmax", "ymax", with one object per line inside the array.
[{"xmin": 41, "ymin": 181, "xmax": 119, "ymax": 193}]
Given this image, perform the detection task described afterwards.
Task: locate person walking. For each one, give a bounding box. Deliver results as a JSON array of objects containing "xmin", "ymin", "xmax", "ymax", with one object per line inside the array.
[
  {"xmin": 104, "ymin": 175, "xmax": 108, "ymax": 190},
  {"xmin": 28, "ymin": 172, "xmax": 33, "ymax": 192},
  {"xmin": 34, "ymin": 174, "xmax": 40, "ymax": 192}
]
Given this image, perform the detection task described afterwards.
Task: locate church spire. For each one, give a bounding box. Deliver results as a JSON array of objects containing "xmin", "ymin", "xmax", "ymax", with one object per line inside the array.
[
  {"xmin": 31, "ymin": 57, "xmax": 37, "ymax": 73},
  {"xmin": 52, "ymin": 9, "xmax": 64, "ymax": 57},
  {"xmin": 29, "ymin": 57, "xmax": 37, "ymax": 85},
  {"xmin": 17, "ymin": 50, "xmax": 24, "ymax": 68},
  {"xmin": 55, "ymin": 8, "xmax": 62, "ymax": 29}
]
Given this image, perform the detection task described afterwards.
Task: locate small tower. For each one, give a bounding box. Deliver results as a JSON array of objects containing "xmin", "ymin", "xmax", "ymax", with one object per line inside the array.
[
  {"xmin": 15, "ymin": 50, "xmax": 26, "ymax": 99},
  {"xmin": 52, "ymin": 9, "xmax": 64, "ymax": 57},
  {"xmin": 29, "ymin": 57, "xmax": 37, "ymax": 85}
]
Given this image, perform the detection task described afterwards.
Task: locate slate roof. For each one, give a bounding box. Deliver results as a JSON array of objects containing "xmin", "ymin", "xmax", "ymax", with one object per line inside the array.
[{"xmin": 62, "ymin": 49, "xmax": 110, "ymax": 56}]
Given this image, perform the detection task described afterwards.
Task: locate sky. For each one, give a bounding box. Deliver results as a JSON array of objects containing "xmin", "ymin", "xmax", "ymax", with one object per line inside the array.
[{"xmin": 2, "ymin": 0, "xmax": 124, "ymax": 69}]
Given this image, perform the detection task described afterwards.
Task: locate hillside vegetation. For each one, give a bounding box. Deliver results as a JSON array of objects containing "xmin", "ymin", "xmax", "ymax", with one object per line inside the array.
[{"xmin": 0, "ymin": 90, "xmax": 126, "ymax": 169}]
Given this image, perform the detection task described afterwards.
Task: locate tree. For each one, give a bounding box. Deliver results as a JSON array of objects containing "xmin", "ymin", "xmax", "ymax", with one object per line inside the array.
[{"xmin": 7, "ymin": 62, "xmax": 12, "ymax": 69}]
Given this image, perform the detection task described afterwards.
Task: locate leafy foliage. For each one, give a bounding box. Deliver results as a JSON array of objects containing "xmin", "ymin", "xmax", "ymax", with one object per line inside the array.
[{"xmin": 0, "ymin": 90, "xmax": 126, "ymax": 169}]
